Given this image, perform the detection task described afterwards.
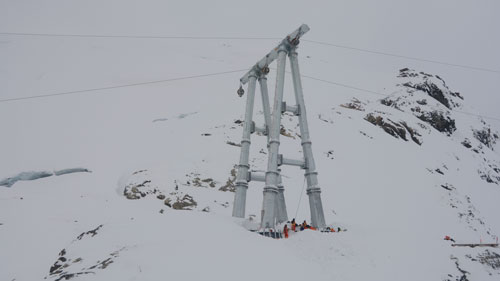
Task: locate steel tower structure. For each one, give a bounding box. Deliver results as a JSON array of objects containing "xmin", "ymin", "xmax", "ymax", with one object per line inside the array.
[{"xmin": 232, "ymin": 24, "xmax": 326, "ymax": 229}]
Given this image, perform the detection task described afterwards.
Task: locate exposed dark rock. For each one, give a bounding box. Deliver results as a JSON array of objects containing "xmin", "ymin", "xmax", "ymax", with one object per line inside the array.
[
  {"xmin": 364, "ymin": 114, "xmax": 421, "ymax": 145},
  {"xmin": 280, "ymin": 125, "xmax": 295, "ymax": 138},
  {"xmin": 48, "ymin": 233, "xmax": 126, "ymax": 281},
  {"xmin": 417, "ymin": 111, "xmax": 456, "ymax": 136},
  {"xmin": 380, "ymin": 98, "xmax": 394, "ymax": 107},
  {"xmin": 359, "ymin": 131, "xmax": 373, "ymax": 139},
  {"xmin": 418, "ymin": 82, "xmax": 449, "ymax": 108},
  {"xmin": 441, "ymin": 184, "xmax": 454, "ymax": 191},
  {"xmin": 172, "ymin": 194, "xmax": 197, "ymax": 210},
  {"xmin": 219, "ymin": 179, "xmax": 235, "ymax": 192},
  {"xmin": 226, "ymin": 141, "xmax": 241, "ymax": 147},
  {"xmin": 219, "ymin": 168, "xmax": 236, "ymax": 192},
  {"xmin": 340, "ymin": 98, "xmax": 365, "ymax": 111},
  {"xmin": 478, "ymin": 169, "xmax": 500, "ymax": 185},
  {"xmin": 164, "ymin": 198, "xmax": 172, "ymax": 207},
  {"xmin": 476, "ymin": 250, "xmax": 500, "ymax": 270},
  {"xmin": 461, "ymin": 139, "xmax": 472, "ymax": 148},
  {"xmin": 449, "ymin": 256, "xmax": 470, "ymax": 281},
  {"xmin": 325, "ymin": 150, "xmax": 334, "ymax": 159},
  {"xmin": 77, "ymin": 225, "xmax": 103, "ymax": 240},
  {"xmin": 123, "ymin": 180, "xmax": 161, "ymax": 200},
  {"xmin": 416, "ymin": 99, "xmax": 427, "ymax": 105},
  {"xmin": 473, "ymin": 128, "xmax": 498, "ymax": 150},
  {"xmin": 398, "ymin": 68, "xmax": 418, "ymax": 77},
  {"xmin": 54, "ymin": 271, "xmax": 94, "ymax": 281},
  {"xmin": 365, "ymin": 114, "xmax": 406, "ymax": 140},
  {"xmin": 400, "ymin": 122, "xmax": 422, "ymax": 145}
]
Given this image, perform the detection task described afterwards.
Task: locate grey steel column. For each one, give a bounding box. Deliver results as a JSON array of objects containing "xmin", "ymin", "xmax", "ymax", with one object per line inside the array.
[
  {"xmin": 258, "ymin": 74, "xmax": 272, "ymax": 139},
  {"xmin": 289, "ymin": 50, "xmax": 326, "ymax": 228},
  {"xmin": 261, "ymin": 48, "xmax": 287, "ymax": 229},
  {"xmin": 232, "ymin": 72, "xmax": 258, "ymax": 218},
  {"xmin": 276, "ymin": 173, "xmax": 288, "ymax": 223},
  {"xmin": 260, "ymin": 73, "xmax": 288, "ymax": 224}
]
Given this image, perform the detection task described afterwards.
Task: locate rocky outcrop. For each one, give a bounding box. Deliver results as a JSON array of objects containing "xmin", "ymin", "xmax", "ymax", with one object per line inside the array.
[
  {"xmin": 171, "ymin": 194, "xmax": 197, "ymax": 210},
  {"xmin": 380, "ymin": 69, "xmax": 462, "ymax": 137},
  {"xmin": 47, "ymin": 225, "xmax": 126, "ymax": 281},
  {"xmin": 473, "ymin": 127, "xmax": 498, "ymax": 150},
  {"xmin": 417, "ymin": 111, "xmax": 456, "ymax": 136},
  {"xmin": 365, "ymin": 114, "xmax": 422, "ymax": 145},
  {"xmin": 219, "ymin": 168, "xmax": 236, "ymax": 192}
]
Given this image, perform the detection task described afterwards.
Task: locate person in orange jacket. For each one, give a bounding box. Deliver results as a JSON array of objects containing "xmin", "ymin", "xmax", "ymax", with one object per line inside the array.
[
  {"xmin": 283, "ymin": 224, "xmax": 289, "ymax": 239},
  {"xmin": 444, "ymin": 235, "xmax": 456, "ymax": 242},
  {"xmin": 291, "ymin": 218, "xmax": 297, "ymax": 232}
]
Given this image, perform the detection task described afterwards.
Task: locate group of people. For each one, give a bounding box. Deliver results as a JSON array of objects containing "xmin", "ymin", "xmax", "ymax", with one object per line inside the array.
[{"xmin": 282, "ymin": 218, "xmax": 343, "ymax": 238}]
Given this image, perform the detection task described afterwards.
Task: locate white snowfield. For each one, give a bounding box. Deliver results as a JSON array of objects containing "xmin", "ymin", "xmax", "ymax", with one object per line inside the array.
[{"xmin": 1, "ymin": 1, "xmax": 500, "ymax": 281}]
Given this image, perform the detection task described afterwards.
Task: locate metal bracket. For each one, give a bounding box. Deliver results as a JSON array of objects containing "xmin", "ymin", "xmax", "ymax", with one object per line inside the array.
[
  {"xmin": 250, "ymin": 121, "xmax": 267, "ymax": 135},
  {"xmin": 277, "ymin": 154, "xmax": 307, "ymax": 169},
  {"xmin": 247, "ymin": 171, "xmax": 266, "ymax": 182}
]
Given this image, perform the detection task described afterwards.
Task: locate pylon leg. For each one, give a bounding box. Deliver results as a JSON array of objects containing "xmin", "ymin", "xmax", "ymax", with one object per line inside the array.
[
  {"xmin": 276, "ymin": 173, "xmax": 288, "ymax": 223},
  {"xmin": 289, "ymin": 51, "xmax": 326, "ymax": 228},
  {"xmin": 261, "ymin": 48, "xmax": 287, "ymax": 229},
  {"xmin": 261, "ymin": 74, "xmax": 288, "ymax": 224},
  {"xmin": 232, "ymin": 73, "xmax": 258, "ymax": 218}
]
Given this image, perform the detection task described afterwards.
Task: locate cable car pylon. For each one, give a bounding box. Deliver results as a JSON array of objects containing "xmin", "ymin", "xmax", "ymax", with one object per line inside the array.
[{"xmin": 232, "ymin": 24, "xmax": 326, "ymax": 230}]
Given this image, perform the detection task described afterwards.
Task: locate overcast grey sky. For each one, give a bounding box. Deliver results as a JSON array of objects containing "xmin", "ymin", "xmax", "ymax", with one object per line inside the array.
[{"xmin": 2, "ymin": 0, "xmax": 499, "ymax": 123}]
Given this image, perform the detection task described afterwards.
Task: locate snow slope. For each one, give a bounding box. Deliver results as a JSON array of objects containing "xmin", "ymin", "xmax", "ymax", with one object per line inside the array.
[{"xmin": 1, "ymin": 1, "xmax": 500, "ymax": 281}]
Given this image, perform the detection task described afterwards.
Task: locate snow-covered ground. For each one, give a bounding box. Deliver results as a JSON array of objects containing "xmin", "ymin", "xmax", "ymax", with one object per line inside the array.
[{"xmin": 1, "ymin": 1, "xmax": 499, "ymax": 280}]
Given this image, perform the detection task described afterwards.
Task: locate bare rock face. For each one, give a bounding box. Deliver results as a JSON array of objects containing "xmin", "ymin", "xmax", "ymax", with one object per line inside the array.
[
  {"xmin": 417, "ymin": 111, "xmax": 456, "ymax": 136},
  {"xmin": 473, "ymin": 127, "xmax": 498, "ymax": 150},
  {"xmin": 364, "ymin": 114, "xmax": 422, "ymax": 145},
  {"xmin": 337, "ymin": 69, "xmax": 499, "ymax": 187},
  {"xmin": 46, "ymin": 225, "xmax": 126, "ymax": 281},
  {"xmin": 379, "ymin": 68, "xmax": 463, "ymax": 137}
]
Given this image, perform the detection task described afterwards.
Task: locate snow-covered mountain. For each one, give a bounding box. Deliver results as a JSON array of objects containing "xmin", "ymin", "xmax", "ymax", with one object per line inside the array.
[
  {"xmin": 2, "ymin": 65, "xmax": 499, "ymax": 280},
  {"xmin": 2, "ymin": 1, "xmax": 499, "ymax": 281}
]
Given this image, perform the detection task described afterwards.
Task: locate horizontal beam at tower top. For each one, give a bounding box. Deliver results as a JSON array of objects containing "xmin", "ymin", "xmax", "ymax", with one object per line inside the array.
[{"xmin": 239, "ymin": 24, "xmax": 310, "ymax": 85}]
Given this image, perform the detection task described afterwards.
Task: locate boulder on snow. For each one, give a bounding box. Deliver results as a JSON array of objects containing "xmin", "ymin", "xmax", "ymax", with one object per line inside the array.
[{"xmin": 172, "ymin": 194, "xmax": 197, "ymax": 210}]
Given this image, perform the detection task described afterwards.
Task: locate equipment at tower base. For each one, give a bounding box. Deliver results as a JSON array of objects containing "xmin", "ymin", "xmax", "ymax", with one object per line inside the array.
[{"xmin": 231, "ymin": 24, "xmax": 326, "ymax": 230}]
